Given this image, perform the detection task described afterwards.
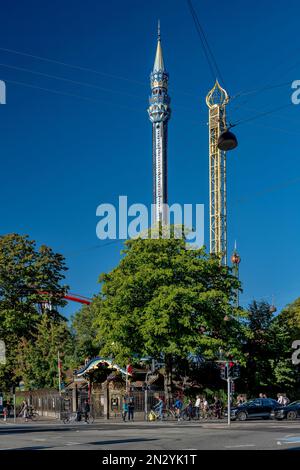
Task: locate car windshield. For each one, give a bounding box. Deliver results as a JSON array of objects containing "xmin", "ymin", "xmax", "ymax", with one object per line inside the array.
[{"xmin": 287, "ymin": 401, "xmax": 300, "ymax": 407}]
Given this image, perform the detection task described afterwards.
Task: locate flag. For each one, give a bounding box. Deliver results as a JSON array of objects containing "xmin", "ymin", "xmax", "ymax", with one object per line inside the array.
[{"xmin": 126, "ymin": 364, "xmax": 133, "ymax": 375}]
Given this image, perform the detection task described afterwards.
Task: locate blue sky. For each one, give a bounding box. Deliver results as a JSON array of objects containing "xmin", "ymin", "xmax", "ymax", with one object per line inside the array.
[{"xmin": 1, "ymin": 0, "xmax": 300, "ymax": 318}]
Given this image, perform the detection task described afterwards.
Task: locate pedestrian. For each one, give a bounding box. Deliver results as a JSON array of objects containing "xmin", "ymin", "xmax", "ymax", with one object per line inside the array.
[
  {"xmin": 153, "ymin": 396, "xmax": 164, "ymax": 420},
  {"xmin": 3, "ymin": 406, "xmax": 7, "ymax": 422},
  {"xmin": 6, "ymin": 400, "xmax": 11, "ymax": 419},
  {"xmin": 213, "ymin": 396, "xmax": 222, "ymax": 419},
  {"xmin": 21, "ymin": 400, "xmax": 28, "ymax": 422},
  {"xmin": 195, "ymin": 395, "xmax": 201, "ymax": 419},
  {"xmin": 186, "ymin": 399, "xmax": 193, "ymax": 421},
  {"xmin": 83, "ymin": 399, "xmax": 90, "ymax": 423},
  {"xmin": 174, "ymin": 397, "xmax": 183, "ymax": 421},
  {"xmin": 283, "ymin": 395, "xmax": 290, "ymax": 406},
  {"xmin": 122, "ymin": 398, "xmax": 128, "ymax": 421},
  {"xmin": 201, "ymin": 396, "xmax": 209, "ymax": 419},
  {"xmin": 128, "ymin": 396, "xmax": 135, "ymax": 421}
]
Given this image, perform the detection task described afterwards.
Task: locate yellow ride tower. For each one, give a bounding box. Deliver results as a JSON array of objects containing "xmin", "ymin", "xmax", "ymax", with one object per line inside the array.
[{"xmin": 206, "ymin": 80, "xmax": 229, "ymax": 265}]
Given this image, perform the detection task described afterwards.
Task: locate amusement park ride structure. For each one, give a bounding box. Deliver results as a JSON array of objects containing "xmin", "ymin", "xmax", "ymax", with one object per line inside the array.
[
  {"xmin": 206, "ymin": 80, "xmax": 230, "ymax": 266},
  {"xmin": 37, "ymin": 291, "xmax": 91, "ymax": 312}
]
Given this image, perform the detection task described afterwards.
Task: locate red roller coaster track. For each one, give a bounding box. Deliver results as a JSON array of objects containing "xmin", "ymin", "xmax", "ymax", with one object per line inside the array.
[{"xmin": 38, "ymin": 291, "xmax": 91, "ymax": 305}]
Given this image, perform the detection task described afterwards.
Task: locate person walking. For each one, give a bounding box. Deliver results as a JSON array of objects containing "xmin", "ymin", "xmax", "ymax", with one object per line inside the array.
[
  {"xmin": 21, "ymin": 400, "xmax": 28, "ymax": 422},
  {"xmin": 122, "ymin": 398, "xmax": 128, "ymax": 421},
  {"xmin": 83, "ymin": 399, "xmax": 90, "ymax": 423},
  {"xmin": 153, "ymin": 396, "xmax": 164, "ymax": 420},
  {"xmin": 174, "ymin": 397, "xmax": 183, "ymax": 421},
  {"xmin": 128, "ymin": 396, "xmax": 135, "ymax": 421}
]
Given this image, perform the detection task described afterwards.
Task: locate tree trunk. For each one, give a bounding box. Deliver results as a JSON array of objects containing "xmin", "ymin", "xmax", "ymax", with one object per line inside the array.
[{"xmin": 164, "ymin": 355, "xmax": 173, "ymax": 407}]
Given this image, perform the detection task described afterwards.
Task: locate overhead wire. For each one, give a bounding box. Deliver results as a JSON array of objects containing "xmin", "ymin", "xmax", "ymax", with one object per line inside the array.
[
  {"xmin": 0, "ymin": 62, "xmax": 145, "ymax": 100},
  {"xmin": 0, "ymin": 46, "xmax": 146, "ymax": 86},
  {"xmin": 231, "ymin": 102, "xmax": 292, "ymax": 128},
  {"xmin": 187, "ymin": 0, "xmax": 226, "ymax": 86},
  {"xmin": 3, "ymin": 78, "xmax": 141, "ymax": 112}
]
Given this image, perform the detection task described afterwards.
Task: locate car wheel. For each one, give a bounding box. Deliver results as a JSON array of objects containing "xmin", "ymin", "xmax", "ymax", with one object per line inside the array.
[
  {"xmin": 287, "ymin": 411, "xmax": 297, "ymax": 421},
  {"xmin": 237, "ymin": 411, "xmax": 247, "ymax": 421}
]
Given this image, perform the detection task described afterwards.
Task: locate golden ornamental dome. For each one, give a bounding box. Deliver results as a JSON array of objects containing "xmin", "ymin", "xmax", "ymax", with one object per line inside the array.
[{"xmin": 206, "ymin": 79, "xmax": 229, "ymax": 109}]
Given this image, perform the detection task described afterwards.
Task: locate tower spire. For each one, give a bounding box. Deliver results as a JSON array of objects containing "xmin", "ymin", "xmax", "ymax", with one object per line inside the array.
[
  {"xmin": 148, "ymin": 25, "xmax": 171, "ymax": 226},
  {"xmin": 153, "ymin": 25, "xmax": 165, "ymax": 72}
]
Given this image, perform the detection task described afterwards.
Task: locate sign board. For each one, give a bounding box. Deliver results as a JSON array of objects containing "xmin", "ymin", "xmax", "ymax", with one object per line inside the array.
[{"xmin": 0, "ymin": 340, "xmax": 6, "ymax": 364}]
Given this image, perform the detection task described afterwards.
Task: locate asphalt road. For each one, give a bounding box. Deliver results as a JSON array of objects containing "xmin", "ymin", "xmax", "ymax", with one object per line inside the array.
[{"xmin": 0, "ymin": 420, "xmax": 300, "ymax": 450}]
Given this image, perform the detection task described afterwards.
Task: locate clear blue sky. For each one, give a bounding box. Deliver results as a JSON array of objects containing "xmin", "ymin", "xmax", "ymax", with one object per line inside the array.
[{"xmin": 1, "ymin": 0, "xmax": 300, "ymax": 318}]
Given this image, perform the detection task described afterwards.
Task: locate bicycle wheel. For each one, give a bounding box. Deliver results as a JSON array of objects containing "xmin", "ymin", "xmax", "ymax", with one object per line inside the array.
[
  {"xmin": 182, "ymin": 411, "xmax": 190, "ymax": 421},
  {"xmin": 31, "ymin": 412, "xmax": 39, "ymax": 421},
  {"xmin": 162, "ymin": 410, "xmax": 173, "ymax": 421},
  {"xmin": 88, "ymin": 415, "xmax": 95, "ymax": 424}
]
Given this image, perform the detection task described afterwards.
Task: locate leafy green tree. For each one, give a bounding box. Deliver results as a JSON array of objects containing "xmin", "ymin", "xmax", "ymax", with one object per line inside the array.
[
  {"xmin": 270, "ymin": 300, "xmax": 300, "ymax": 396},
  {"xmin": 15, "ymin": 314, "xmax": 74, "ymax": 389},
  {"xmin": 241, "ymin": 300, "xmax": 299, "ymax": 396},
  {"xmin": 241, "ymin": 300, "xmax": 275, "ymax": 393},
  {"xmin": 276, "ymin": 297, "xmax": 300, "ymax": 341},
  {"xmin": 0, "ymin": 233, "xmax": 68, "ymax": 390},
  {"xmin": 93, "ymin": 236, "xmax": 243, "ymax": 400},
  {"xmin": 71, "ymin": 304, "xmax": 101, "ymax": 364}
]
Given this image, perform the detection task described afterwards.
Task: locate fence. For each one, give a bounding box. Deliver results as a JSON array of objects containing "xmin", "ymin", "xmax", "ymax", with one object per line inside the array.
[
  {"xmin": 15, "ymin": 388, "xmax": 105, "ymax": 420},
  {"xmin": 14, "ymin": 388, "xmax": 167, "ymax": 420}
]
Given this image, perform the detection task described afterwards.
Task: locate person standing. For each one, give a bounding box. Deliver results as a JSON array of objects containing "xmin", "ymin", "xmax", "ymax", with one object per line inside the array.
[
  {"xmin": 186, "ymin": 400, "xmax": 194, "ymax": 420},
  {"xmin": 83, "ymin": 399, "xmax": 90, "ymax": 423},
  {"xmin": 202, "ymin": 396, "xmax": 209, "ymax": 419},
  {"xmin": 277, "ymin": 393, "xmax": 284, "ymax": 405},
  {"xmin": 128, "ymin": 396, "xmax": 135, "ymax": 421},
  {"xmin": 213, "ymin": 396, "xmax": 222, "ymax": 419},
  {"xmin": 195, "ymin": 395, "xmax": 201, "ymax": 419},
  {"xmin": 122, "ymin": 398, "xmax": 128, "ymax": 421}
]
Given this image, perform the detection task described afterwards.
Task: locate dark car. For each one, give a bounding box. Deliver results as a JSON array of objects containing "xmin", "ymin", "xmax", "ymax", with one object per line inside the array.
[
  {"xmin": 272, "ymin": 401, "xmax": 300, "ymax": 421},
  {"xmin": 225, "ymin": 398, "xmax": 282, "ymax": 421}
]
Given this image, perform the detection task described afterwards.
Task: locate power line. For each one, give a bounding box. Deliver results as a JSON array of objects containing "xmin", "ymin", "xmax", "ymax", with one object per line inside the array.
[
  {"xmin": 232, "ymin": 103, "xmax": 292, "ymax": 128},
  {"xmin": 187, "ymin": 0, "xmax": 226, "ymax": 86},
  {"xmin": 0, "ymin": 46, "xmax": 146, "ymax": 86},
  {"xmin": 3, "ymin": 78, "xmax": 141, "ymax": 112},
  {"xmin": 234, "ymin": 176, "xmax": 300, "ymax": 206},
  {"xmin": 63, "ymin": 239, "xmax": 128, "ymax": 258},
  {"xmin": 0, "ymin": 62, "xmax": 145, "ymax": 101}
]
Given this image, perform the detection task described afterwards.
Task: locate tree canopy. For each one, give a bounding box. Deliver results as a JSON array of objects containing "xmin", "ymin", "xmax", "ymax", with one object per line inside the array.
[{"xmin": 92, "ymin": 237, "xmax": 244, "ymax": 397}]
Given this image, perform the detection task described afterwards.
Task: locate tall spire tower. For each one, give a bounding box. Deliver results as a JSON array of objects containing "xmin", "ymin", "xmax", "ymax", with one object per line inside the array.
[
  {"xmin": 148, "ymin": 22, "xmax": 171, "ymax": 225},
  {"xmin": 206, "ymin": 80, "xmax": 229, "ymax": 265}
]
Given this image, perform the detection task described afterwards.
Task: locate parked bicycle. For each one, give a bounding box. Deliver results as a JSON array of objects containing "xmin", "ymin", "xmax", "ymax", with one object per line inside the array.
[
  {"xmin": 18, "ymin": 405, "xmax": 39, "ymax": 422},
  {"xmin": 62, "ymin": 411, "xmax": 94, "ymax": 424}
]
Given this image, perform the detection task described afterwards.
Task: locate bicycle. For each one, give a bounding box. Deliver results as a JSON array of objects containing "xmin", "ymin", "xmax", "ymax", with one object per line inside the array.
[
  {"xmin": 62, "ymin": 411, "xmax": 94, "ymax": 424},
  {"xmin": 181, "ymin": 406, "xmax": 199, "ymax": 421},
  {"xmin": 85, "ymin": 412, "xmax": 95, "ymax": 424},
  {"xmin": 148, "ymin": 407, "xmax": 175, "ymax": 421},
  {"xmin": 162, "ymin": 407, "xmax": 177, "ymax": 421},
  {"xmin": 18, "ymin": 407, "xmax": 39, "ymax": 422},
  {"xmin": 62, "ymin": 411, "xmax": 81, "ymax": 424}
]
